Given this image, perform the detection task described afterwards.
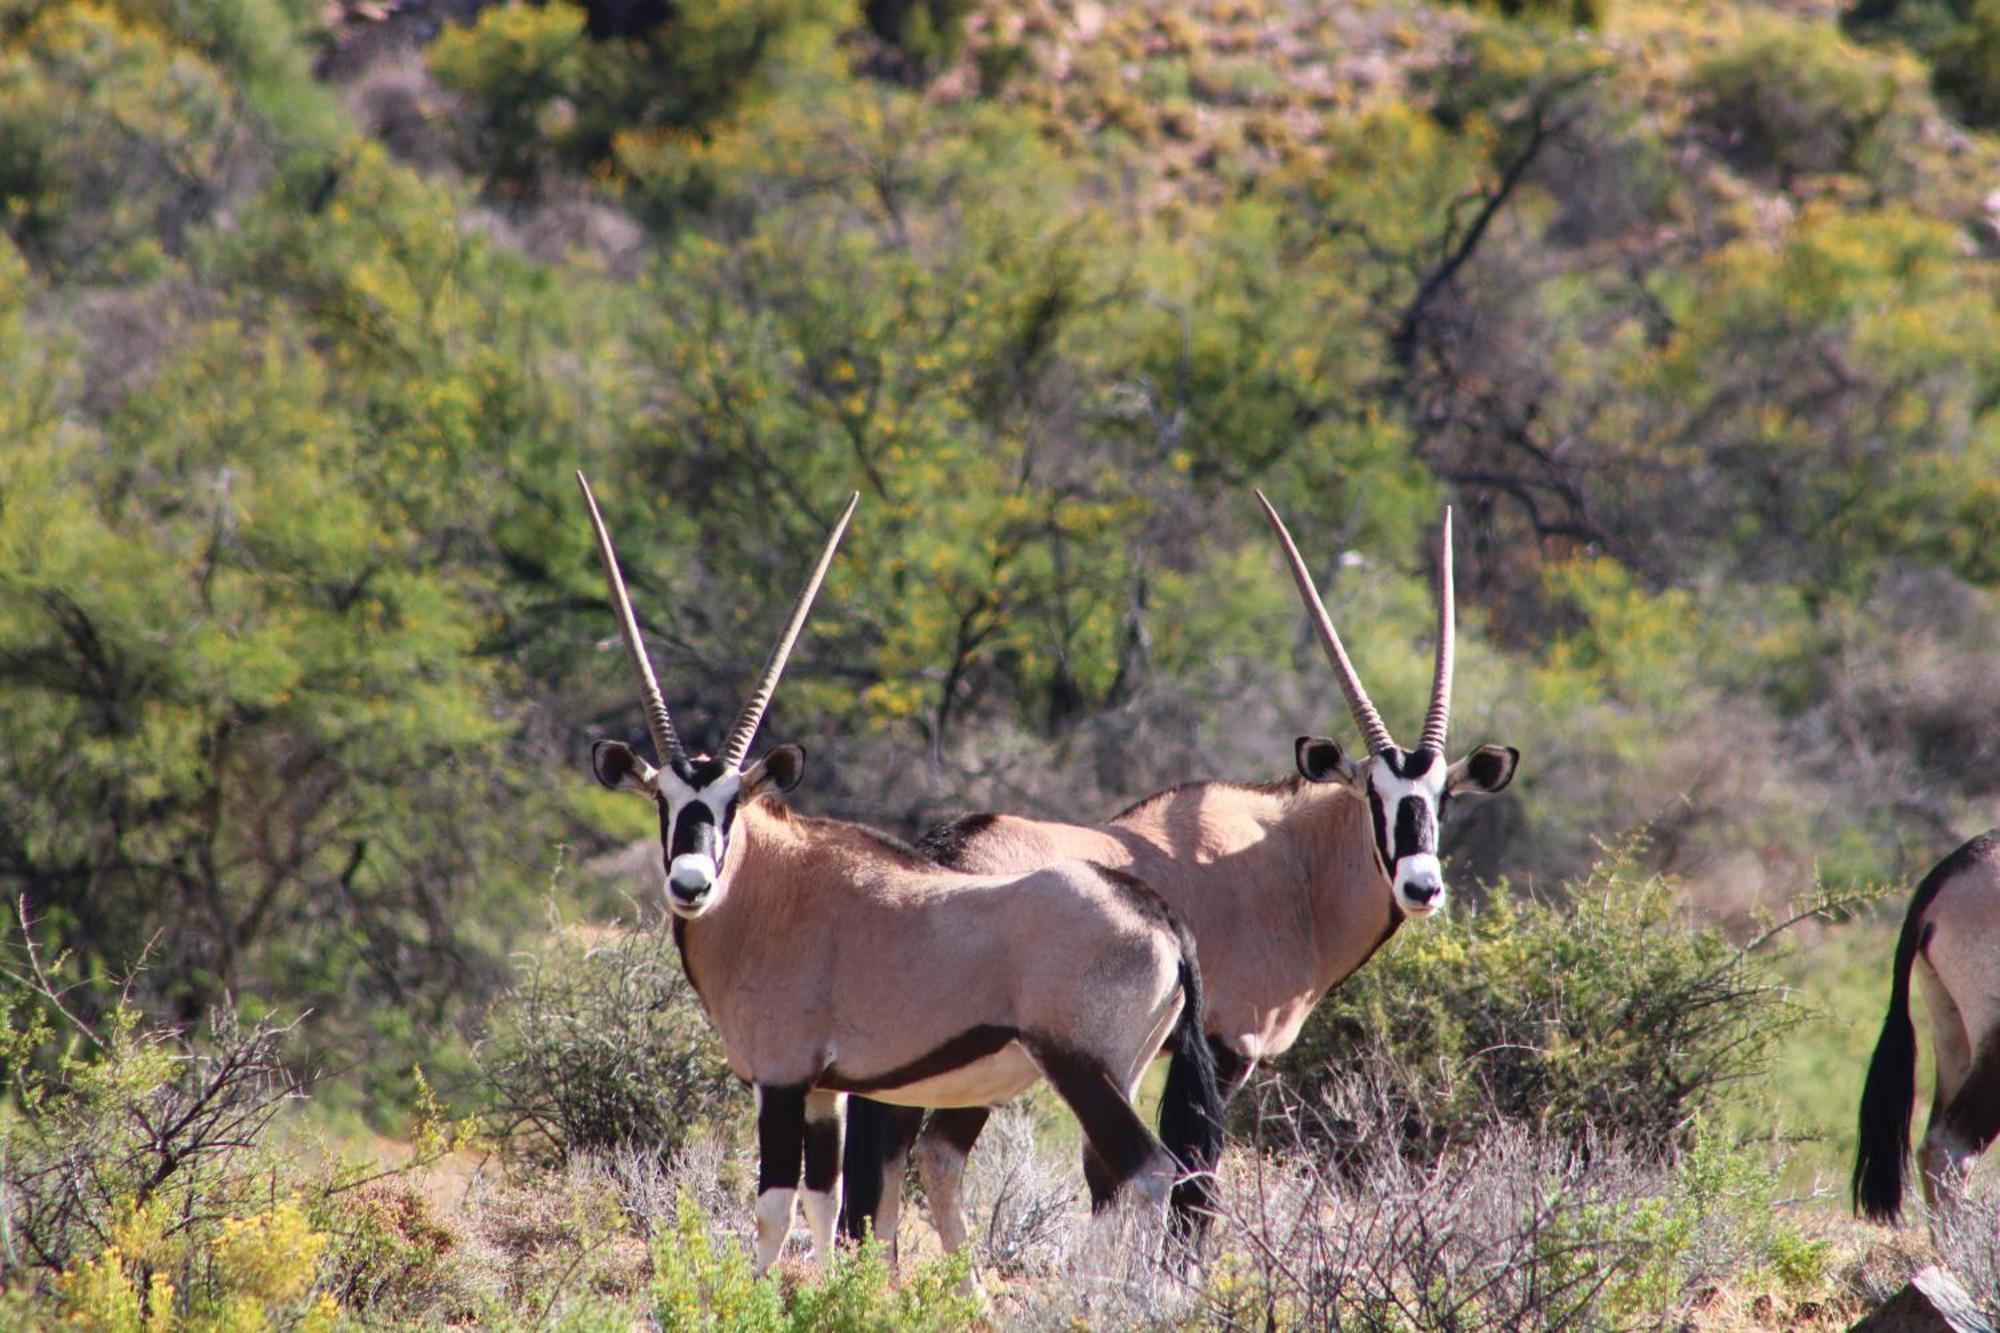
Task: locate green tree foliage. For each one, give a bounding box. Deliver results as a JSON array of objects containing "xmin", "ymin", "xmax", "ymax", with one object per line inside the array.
[{"xmin": 1846, "ymin": 0, "xmax": 2000, "ymax": 127}]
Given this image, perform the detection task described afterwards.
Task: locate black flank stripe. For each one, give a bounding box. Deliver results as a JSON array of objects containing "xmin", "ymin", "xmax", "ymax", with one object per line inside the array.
[{"xmin": 821, "ymin": 1024, "xmax": 1020, "ymax": 1095}]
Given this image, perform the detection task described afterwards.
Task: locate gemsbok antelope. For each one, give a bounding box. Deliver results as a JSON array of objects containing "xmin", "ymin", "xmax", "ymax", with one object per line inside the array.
[
  {"xmin": 842, "ymin": 493, "xmax": 1519, "ymax": 1253},
  {"xmin": 575, "ymin": 474, "xmax": 1222, "ymax": 1275},
  {"xmin": 1854, "ymin": 829, "xmax": 2000, "ymax": 1225}
]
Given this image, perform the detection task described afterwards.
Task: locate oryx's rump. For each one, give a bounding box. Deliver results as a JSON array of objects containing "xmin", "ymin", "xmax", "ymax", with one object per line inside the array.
[
  {"xmin": 1855, "ymin": 830, "xmax": 2000, "ymax": 1224},
  {"xmin": 919, "ymin": 775, "xmax": 1391, "ymax": 1061}
]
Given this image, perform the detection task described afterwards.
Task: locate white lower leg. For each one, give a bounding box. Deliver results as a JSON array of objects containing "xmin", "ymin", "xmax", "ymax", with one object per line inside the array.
[
  {"xmin": 915, "ymin": 1133, "xmax": 971, "ymax": 1255},
  {"xmin": 875, "ymin": 1161, "xmax": 904, "ymax": 1263},
  {"xmin": 802, "ymin": 1185, "xmax": 842, "ymax": 1265},
  {"xmin": 800, "ymin": 1089, "xmax": 846, "ymax": 1266},
  {"xmin": 754, "ymin": 1188, "xmax": 797, "ymax": 1275}
]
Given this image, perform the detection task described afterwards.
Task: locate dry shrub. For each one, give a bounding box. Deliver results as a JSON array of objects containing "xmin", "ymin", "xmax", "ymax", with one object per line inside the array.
[
  {"xmin": 1190, "ymin": 1079, "xmax": 1849, "ymax": 1332},
  {"xmin": 319, "ymin": 1182, "xmax": 469, "ymax": 1319},
  {"xmin": 463, "ymin": 1163, "xmax": 652, "ymax": 1313},
  {"xmin": 962, "ymin": 1102, "xmax": 1085, "ymax": 1276},
  {"xmin": 0, "ymin": 917, "xmax": 303, "ymax": 1278},
  {"xmin": 1931, "ymin": 1180, "xmax": 2000, "ymax": 1320}
]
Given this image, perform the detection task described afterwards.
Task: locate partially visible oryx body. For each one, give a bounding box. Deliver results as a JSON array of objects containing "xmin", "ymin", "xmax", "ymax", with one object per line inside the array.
[
  {"xmin": 843, "ymin": 494, "xmax": 1519, "ymax": 1251},
  {"xmin": 574, "ymin": 475, "xmax": 1221, "ymax": 1276},
  {"xmin": 1854, "ymin": 830, "xmax": 2000, "ymax": 1225}
]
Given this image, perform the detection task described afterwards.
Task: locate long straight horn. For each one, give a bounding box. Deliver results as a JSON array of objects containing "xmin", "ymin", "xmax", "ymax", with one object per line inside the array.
[
  {"xmin": 1255, "ymin": 490, "xmax": 1395, "ymax": 756},
  {"xmin": 1418, "ymin": 507, "xmax": 1454, "ymax": 755},
  {"xmin": 577, "ymin": 471, "xmax": 685, "ymax": 768},
  {"xmin": 718, "ymin": 492, "xmax": 861, "ymax": 772}
]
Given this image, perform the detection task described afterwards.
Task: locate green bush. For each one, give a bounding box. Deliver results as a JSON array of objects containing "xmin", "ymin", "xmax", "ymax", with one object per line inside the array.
[
  {"xmin": 650, "ymin": 1191, "xmax": 979, "ymax": 1332},
  {"xmin": 1278, "ymin": 839, "xmax": 1806, "ymax": 1159},
  {"xmin": 0, "ymin": 918, "xmax": 459, "ymax": 1325},
  {"xmin": 0, "ymin": 3, "xmax": 239, "ymax": 272},
  {"xmin": 478, "ymin": 921, "xmax": 741, "ymax": 1162}
]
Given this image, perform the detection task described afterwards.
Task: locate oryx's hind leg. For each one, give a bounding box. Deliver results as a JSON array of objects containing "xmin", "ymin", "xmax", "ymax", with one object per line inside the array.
[
  {"xmin": 801, "ymin": 1089, "xmax": 846, "ymax": 1265},
  {"xmin": 1073, "ymin": 1038, "xmax": 1243, "ymax": 1213},
  {"xmin": 1026, "ymin": 1039, "xmax": 1174, "ymax": 1215},
  {"xmin": 1209, "ymin": 1037, "xmax": 1254, "ymax": 1103},
  {"xmin": 913, "ymin": 1106, "xmax": 990, "ymax": 1258},
  {"xmin": 1916, "ymin": 960, "xmax": 1980, "ymax": 1214},
  {"xmin": 1923, "ymin": 1030, "xmax": 2000, "ymax": 1213},
  {"xmin": 754, "ymin": 1085, "xmax": 806, "ymax": 1275}
]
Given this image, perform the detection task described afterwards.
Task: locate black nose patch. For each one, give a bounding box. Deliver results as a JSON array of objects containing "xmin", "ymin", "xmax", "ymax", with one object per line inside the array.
[
  {"xmin": 668, "ymin": 799, "xmax": 721, "ymax": 864},
  {"xmin": 1393, "ymin": 796, "xmax": 1436, "ymax": 862}
]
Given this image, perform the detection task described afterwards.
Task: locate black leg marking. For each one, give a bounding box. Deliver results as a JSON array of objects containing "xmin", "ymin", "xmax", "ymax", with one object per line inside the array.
[
  {"xmin": 928, "ymin": 1106, "xmax": 991, "ymax": 1157},
  {"xmin": 1082, "ymin": 1144, "xmax": 1116, "ymax": 1212},
  {"xmin": 1026, "ymin": 1039, "xmax": 1159, "ymax": 1196},
  {"xmin": 804, "ymin": 1102, "xmax": 843, "ymax": 1195},
  {"xmin": 757, "ymin": 1084, "xmax": 807, "ymax": 1195}
]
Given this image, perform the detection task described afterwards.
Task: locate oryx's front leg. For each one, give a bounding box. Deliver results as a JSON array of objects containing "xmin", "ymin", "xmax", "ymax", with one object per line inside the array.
[
  {"xmin": 754, "ymin": 1085, "xmax": 806, "ymax": 1275},
  {"xmin": 801, "ymin": 1089, "xmax": 846, "ymax": 1264}
]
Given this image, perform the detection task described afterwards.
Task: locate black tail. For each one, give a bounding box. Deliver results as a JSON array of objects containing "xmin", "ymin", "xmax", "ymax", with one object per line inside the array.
[
  {"xmin": 1158, "ymin": 927, "xmax": 1225, "ymax": 1237},
  {"xmin": 839, "ymin": 1096, "xmax": 896, "ymax": 1244},
  {"xmin": 1853, "ymin": 901, "xmax": 1928, "ymax": 1223}
]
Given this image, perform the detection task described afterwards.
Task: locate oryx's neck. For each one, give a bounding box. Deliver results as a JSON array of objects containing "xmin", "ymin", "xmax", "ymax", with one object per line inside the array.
[
  {"xmin": 1095, "ymin": 776, "xmax": 1398, "ymax": 1059},
  {"xmin": 672, "ymin": 801, "xmax": 939, "ymax": 1059},
  {"xmin": 1282, "ymin": 782, "xmax": 1403, "ymax": 992}
]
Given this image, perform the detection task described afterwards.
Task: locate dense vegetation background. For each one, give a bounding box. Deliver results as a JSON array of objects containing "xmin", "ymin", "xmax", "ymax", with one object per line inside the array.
[{"xmin": 2, "ymin": 0, "xmax": 1998, "ymax": 1323}]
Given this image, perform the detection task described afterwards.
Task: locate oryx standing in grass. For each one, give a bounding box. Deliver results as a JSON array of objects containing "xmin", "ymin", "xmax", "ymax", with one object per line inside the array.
[
  {"xmin": 1854, "ymin": 829, "xmax": 2000, "ymax": 1225},
  {"xmin": 843, "ymin": 493, "xmax": 1519, "ymax": 1254},
  {"xmin": 576, "ymin": 474, "xmax": 1222, "ymax": 1275}
]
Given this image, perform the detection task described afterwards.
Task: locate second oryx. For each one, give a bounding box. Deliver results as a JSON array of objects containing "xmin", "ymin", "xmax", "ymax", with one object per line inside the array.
[
  {"xmin": 843, "ymin": 494, "xmax": 1519, "ymax": 1255},
  {"xmin": 576, "ymin": 474, "xmax": 1222, "ymax": 1276}
]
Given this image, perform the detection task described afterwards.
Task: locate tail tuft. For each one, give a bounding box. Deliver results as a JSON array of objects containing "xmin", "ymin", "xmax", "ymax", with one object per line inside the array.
[
  {"xmin": 840, "ymin": 1096, "xmax": 894, "ymax": 1244},
  {"xmin": 1159, "ymin": 944, "xmax": 1225, "ymax": 1238},
  {"xmin": 1853, "ymin": 914, "xmax": 1926, "ymax": 1223}
]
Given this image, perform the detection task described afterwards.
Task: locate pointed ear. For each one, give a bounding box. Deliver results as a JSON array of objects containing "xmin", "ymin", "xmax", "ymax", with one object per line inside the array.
[
  {"xmin": 1295, "ymin": 736, "xmax": 1361, "ymax": 785},
  {"xmin": 591, "ymin": 739, "xmax": 658, "ymax": 793},
  {"xmin": 742, "ymin": 743, "xmax": 806, "ymax": 796},
  {"xmin": 1446, "ymin": 744, "xmax": 1519, "ymax": 796}
]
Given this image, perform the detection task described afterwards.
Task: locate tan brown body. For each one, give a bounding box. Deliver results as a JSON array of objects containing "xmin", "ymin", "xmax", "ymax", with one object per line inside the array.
[
  {"xmin": 1854, "ymin": 830, "xmax": 2000, "ymax": 1224},
  {"xmin": 678, "ymin": 801, "xmax": 1186, "ymax": 1106},
  {"xmin": 932, "ymin": 779, "xmax": 1393, "ymax": 1065}
]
